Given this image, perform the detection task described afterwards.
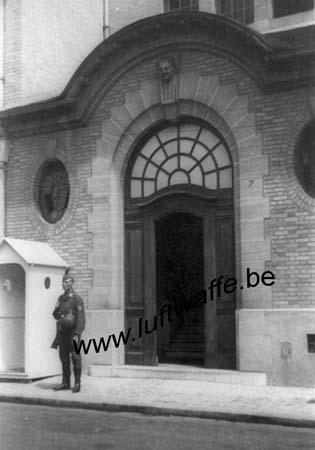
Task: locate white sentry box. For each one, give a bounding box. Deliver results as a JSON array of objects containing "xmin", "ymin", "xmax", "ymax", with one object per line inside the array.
[{"xmin": 0, "ymin": 238, "xmax": 68, "ymax": 380}]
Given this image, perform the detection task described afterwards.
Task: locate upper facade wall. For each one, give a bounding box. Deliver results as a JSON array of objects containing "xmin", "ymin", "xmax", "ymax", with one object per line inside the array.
[
  {"xmin": 1, "ymin": 0, "xmax": 315, "ymax": 109},
  {"xmin": 3, "ymin": 0, "xmax": 104, "ymax": 108}
]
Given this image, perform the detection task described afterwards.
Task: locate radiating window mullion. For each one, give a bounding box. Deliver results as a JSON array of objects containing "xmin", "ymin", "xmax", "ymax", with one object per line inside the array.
[
  {"xmin": 209, "ymin": 163, "xmax": 231, "ymax": 174},
  {"xmin": 143, "ymin": 152, "xmax": 169, "ymax": 176},
  {"xmin": 188, "ymin": 141, "xmax": 220, "ymax": 173},
  {"xmin": 189, "ymin": 126, "xmax": 203, "ymax": 156},
  {"xmin": 141, "ymin": 177, "xmax": 144, "ymax": 198},
  {"xmin": 192, "ymin": 137, "xmax": 222, "ymax": 159},
  {"xmin": 156, "ymin": 133, "xmax": 169, "ymax": 159},
  {"xmin": 177, "ymin": 124, "xmax": 181, "ymax": 168}
]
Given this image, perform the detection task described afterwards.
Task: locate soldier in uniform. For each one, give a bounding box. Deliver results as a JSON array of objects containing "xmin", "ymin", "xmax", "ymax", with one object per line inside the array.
[{"xmin": 51, "ymin": 268, "xmax": 85, "ymax": 393}]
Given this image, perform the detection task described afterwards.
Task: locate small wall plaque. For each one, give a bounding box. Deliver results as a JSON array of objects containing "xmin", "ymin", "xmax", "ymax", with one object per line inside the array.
[
  {"xmin": 307, "ymin": 334, "xmax": 315, "ymax": 353},
  {"xmin": 280, "ymin": 341, "xmax": 292, "ymax": 360}
]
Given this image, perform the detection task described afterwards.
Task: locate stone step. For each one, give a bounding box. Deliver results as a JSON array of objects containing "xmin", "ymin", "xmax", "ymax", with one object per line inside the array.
[
  {"xmin": 163, "ymin": 350, "xmax": 204, "ymax": 360},
  {"xmin": 90, "ymin": 364, "xmax": 267, "ymax": 386},
  {"xmin": 176, "ymin": 330, "xmax": 203, "ymax": 338},
  {"xmin": 180, "ymin": 323, "xmax": 203, "ymax": 330},
  {"xmin": 165, "ymin": 342, "xmax": 204, "ymax": 352},
  {"xmin": 173, "ymin": 334, "xmax": 204, "ymax": 342}
]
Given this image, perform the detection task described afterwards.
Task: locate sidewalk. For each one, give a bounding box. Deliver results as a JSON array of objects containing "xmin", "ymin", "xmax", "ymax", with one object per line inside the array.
[{"xmin": 1, "ymin": 374, "xmax": 315, "ymax": 427}]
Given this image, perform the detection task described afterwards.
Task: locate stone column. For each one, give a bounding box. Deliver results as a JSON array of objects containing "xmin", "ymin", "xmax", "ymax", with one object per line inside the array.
[{"xmin": 0, "ymin": 139, "xmax": 9, "ymax": 239}]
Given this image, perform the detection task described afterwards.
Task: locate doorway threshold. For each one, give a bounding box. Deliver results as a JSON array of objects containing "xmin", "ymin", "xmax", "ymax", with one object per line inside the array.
[{"xmin": 89, "ymin": 364, "xmax": 266, "ymax": 386}]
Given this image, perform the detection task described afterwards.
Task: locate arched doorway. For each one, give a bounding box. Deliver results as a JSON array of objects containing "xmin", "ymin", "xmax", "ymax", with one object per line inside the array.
[{"xmin": 124, "ymin": 119, "xmax": 236, "ymax": 368}]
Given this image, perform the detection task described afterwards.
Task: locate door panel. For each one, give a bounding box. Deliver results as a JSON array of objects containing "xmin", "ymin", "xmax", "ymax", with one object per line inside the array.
[
  {"xmin": 215, "ymin": 216, "xmax": 236, "ymax": 369},
  {"xmin": 204, "ymin": 209, "xmax": 217, "ymax": 368},
  {"xmin": 127, "ymin": 228, "xmax": 143, "ymax": 305},
  {"xmin": 125, "ymin": 221, "xmax": 145, "ymax": 364},
  {"xmin": 143, "ymin": 217, "xmax": 157, "ymax": 365},
  {"xmin": 125, "ymin": 218, "xmax": 157, "ymax": 365}
]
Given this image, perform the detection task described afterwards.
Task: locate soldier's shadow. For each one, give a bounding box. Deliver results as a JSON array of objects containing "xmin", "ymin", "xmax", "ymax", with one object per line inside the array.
[{"xmin": 33, "ymin": 375, "xmax": 61, "ymax": 390}]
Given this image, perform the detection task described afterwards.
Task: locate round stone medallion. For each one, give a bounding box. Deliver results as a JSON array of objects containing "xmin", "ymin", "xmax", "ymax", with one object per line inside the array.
[{"xmin": 35, "ymin": 159, "xmax": 70, "ymax": 224}]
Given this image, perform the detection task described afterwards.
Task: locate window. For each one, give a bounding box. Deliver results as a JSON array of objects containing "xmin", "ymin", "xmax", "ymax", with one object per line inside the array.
[
  {"xmin": 273, "ymin": 0, "xmax": 314, "ymax": 18},
  {"xmin": 294, "ymin": 122, "xmax": 315, "ymax": 199},
  {"xmin": 164, "ymin": 0, "xmax": 199, "ymax": 12},
  {"xmin": 129, "ymin": 122, "xmax": 233, "ymax": 199},
  {"xmin": 217, "ymin": 0, "xmax": 254, "ymax": 25}
]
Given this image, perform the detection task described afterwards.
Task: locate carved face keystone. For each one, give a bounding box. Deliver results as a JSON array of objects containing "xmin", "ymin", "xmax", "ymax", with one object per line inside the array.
[{"xmin": 157, "ymin": 58, "xmax": 176, "ymax": 82}]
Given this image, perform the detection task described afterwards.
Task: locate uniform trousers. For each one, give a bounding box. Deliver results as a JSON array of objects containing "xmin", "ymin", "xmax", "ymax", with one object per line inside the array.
[{"xmin": 58, "ymin": 331, "xmax": 81, "ymax": 382}]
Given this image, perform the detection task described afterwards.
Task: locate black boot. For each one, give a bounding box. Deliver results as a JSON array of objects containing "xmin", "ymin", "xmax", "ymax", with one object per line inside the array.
[
  {"xmin": 72, "ymin": 357, "xmax": 81, "ymax": 393},
  {"xmin": 53, "ymin": 377, "xmax": 70, "ymax": 391},
  {"xmin": 72, "ymin": 375, "xmax": 80, "ymax": 393}
]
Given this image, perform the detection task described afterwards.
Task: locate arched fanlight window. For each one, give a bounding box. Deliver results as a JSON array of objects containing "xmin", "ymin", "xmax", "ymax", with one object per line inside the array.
[{"xmin": 129, "ymin": 122, "xmax": 233, "ymax": 199}]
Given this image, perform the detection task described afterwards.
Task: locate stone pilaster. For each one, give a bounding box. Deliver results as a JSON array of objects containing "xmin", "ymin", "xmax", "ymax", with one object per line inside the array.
[{"xmin": 0, "ymin": 139, "xmax": 9, "ymax": 239}]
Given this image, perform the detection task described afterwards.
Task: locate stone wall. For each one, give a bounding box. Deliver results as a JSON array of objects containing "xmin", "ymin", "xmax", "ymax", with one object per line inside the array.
[{"xmin": 4, "ymin": 0, "xmax": 103, "ymax": 107}]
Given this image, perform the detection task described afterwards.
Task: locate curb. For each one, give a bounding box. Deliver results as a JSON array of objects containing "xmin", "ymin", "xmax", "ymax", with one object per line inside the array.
[{"xmin": 1, "ymin": 395, "xmax": 315, "ymax": 429}]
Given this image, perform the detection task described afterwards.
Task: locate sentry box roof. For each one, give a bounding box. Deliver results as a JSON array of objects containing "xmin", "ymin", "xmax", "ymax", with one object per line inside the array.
[{"xmin": 0, "ymin": 238, "xmax": 69, "ymax": 268}]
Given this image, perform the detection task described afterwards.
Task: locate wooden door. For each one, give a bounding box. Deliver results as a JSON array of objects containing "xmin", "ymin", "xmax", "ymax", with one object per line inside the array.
[
  {"xmin": 125, "ymin": 214, "xmax": 156, "ymax": 365},
  {"xmin": 125, "ymin": 198, "xmax": 236, "ymax": 368},
  {"xmin": 215, "ymin": 212, "xmax": 236, "ymax": 369},
  {"xmin": 204, "ymin": 205, "xmax": 236, "ymax": 369}
]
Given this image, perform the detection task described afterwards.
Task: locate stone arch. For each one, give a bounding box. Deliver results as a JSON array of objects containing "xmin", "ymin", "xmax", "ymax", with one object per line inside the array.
[{"xmin": 87, "ymin": 70, "xmax": 270, "ymax": 315}]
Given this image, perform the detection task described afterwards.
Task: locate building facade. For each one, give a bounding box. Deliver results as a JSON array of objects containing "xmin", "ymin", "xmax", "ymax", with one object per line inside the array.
[{"xmin": 1, "ymin": 0, "xmax": 315, "ymax": 386}]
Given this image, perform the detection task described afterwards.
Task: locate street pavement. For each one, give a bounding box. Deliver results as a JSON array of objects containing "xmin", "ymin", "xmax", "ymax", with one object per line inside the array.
[
  {"xmin": 0, "ymin": 374, "xmax": 315, "ymax": 427},
  {"xmin": 1, "ymin": 402, "xmax": 315, "ymax": 450}
]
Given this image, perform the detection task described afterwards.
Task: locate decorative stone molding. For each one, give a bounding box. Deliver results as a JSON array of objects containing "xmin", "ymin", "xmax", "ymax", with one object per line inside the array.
[
  {"xmin": 24, "ymin": 136, "xmax": 79, "ymax": 238},
  {"xmin": 87, "ymin": 70, "xmax": 271, "ymax": 310}
]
